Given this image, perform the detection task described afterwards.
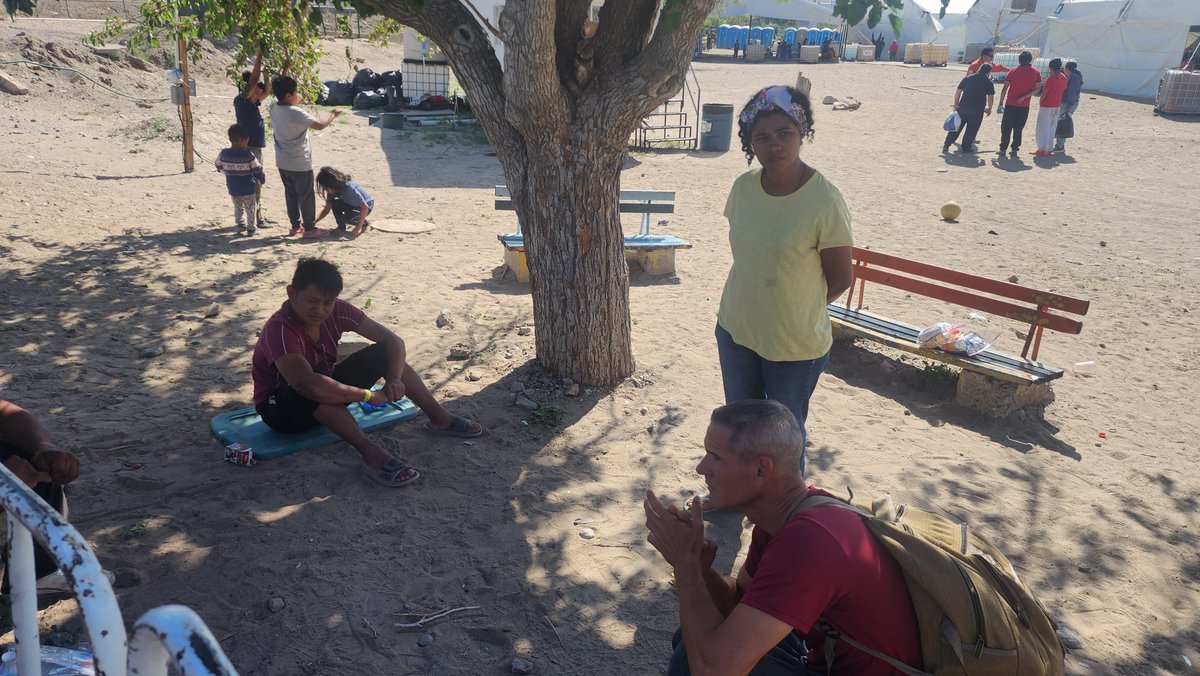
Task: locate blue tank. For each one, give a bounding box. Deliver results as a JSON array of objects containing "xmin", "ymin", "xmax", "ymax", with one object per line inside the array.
[
  {"xmin": 739, "ymin": 26, "xmax": 749, "ymax": 47},
  {"xmin": 717, "ymin": 25, "xmax": 729, "ymax": 48},
  {"xmin": 750, "ymin": 27, "xmax": 762, "ymax": 44},
  {"xmin": 784, "ymin": 28, "xmax": 796, "ymax": 45},
  {"xmin": 810, "ymin": 28, "xmax": 823, "ymax": 45},
  {"xmin": 761, "ymin": 27, "xmax": 776, "ymax": 48}
]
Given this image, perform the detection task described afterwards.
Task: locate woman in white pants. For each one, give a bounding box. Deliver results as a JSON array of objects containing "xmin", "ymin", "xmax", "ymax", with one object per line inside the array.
[{"xmin": 1033, "ymin": 58, "xmax": 1067, "ymax": 156}]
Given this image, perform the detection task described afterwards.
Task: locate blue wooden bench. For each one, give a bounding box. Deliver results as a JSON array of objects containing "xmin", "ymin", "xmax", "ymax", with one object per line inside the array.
[{"xmin": 495, "ymin": 185, "xmax": 692, "ymax": 282}]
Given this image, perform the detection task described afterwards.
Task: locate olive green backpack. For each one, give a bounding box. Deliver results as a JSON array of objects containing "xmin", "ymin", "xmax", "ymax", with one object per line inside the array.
[{"xmin": 798, "ymin": 493, "xmax": 1066, "ymax": 676}]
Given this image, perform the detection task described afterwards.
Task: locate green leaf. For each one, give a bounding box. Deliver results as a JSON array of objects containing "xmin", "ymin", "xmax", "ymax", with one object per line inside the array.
[
  {"xmin": 833, "ymin": 0, "xmax": 871, "ymax": 28},
  {"xmin": 888, "ymin": 12, "xmax": 903, "ymax": 37},
  {"xmin": 6, "ymin": 0, "xmax": 36, "ymax": 17},
  {"xmin": 867, "ymin": 4, "xmax": 882, "ymax": 28},
  {"xmin": 307, "ymin": 6, "xmax": 323, "ymax": 30}
]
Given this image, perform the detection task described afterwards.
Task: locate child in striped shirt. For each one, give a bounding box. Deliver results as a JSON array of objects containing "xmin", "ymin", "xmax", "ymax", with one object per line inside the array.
[{"xmin": 215, "ymin": 124, "xmax": 267, "ymax": 235}]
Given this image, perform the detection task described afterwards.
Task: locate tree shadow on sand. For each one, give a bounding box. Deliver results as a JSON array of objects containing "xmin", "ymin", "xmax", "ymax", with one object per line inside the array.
[
  {"xmin": 3, "ymin": 225, "xmax": 1196, "ymax": 673},
  {"xmin": 0, "ymin": 225, "xmax": 691, "ymax": 672}
]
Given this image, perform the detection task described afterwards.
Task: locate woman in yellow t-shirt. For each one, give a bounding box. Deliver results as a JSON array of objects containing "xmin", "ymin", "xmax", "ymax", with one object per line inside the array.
[{"xmin": 716, "ymin": 85, "xmax": 854, "ymax": 471}]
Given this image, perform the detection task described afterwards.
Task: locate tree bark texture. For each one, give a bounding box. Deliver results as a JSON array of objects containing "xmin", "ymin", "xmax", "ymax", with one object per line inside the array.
[{"xmin": 366, "ymin": 0, "xmax": 717, "ymax": 384}]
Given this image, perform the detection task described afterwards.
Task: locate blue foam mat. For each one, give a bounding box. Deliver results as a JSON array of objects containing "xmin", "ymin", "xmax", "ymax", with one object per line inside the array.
[{"xmin": 210, "ymin": 398, "xmax": 419, "ymax": 460}]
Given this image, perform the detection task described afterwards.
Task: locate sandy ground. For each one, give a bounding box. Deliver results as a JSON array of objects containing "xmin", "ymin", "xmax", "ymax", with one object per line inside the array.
[{"xmin": 2, "ymin": 18, "xmax": 1199, "ymax": 675}]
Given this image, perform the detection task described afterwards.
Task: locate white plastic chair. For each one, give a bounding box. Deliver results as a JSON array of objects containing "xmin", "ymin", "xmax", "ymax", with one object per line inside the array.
[{"xmin": 1, "ymin": 463, "xmax": 238, "ymax": 675}]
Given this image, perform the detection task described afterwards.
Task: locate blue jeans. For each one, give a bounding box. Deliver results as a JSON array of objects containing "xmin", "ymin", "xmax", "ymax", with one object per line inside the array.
[
  {"xmin": 715, "ymin": 323, "xmax": 829, "ymax": 474},
  {"xmin": 330, "ymin": 197, "xmax": 374, "ymax": 230},
  {"xmin": 667, "ymin": 628, "xmax": 819, "ymax": 675}
]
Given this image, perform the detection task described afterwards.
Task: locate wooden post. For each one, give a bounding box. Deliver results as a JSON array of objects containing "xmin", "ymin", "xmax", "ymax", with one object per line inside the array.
[{"xmin": 177, "ymin": 33, "xmax": 195, "ymax": 173}]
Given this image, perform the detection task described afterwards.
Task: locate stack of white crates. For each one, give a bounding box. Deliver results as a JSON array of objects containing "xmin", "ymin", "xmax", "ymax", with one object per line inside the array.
[
  {"xmin": 921, "ymin": 44, "xmax": 949, "ymax": 66},
  {"xmin": 401, "ymin": 27, "xmax": 450, "ymax": 102},
  {"xmin": 1157, "ymin": 70, "xmax": 1200, "ymax": 115}
]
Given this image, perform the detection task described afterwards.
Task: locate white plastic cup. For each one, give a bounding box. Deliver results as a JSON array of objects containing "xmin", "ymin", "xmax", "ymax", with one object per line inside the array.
[{"xmin": 1072, "ymin": 361, "xmax": 1097, "ymax": 376}]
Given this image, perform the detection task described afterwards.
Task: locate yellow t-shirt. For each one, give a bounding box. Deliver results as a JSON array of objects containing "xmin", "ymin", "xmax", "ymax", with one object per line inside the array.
[{"xmin": 717, "ymin": 168, "xmax": 854, "ymax": 361}]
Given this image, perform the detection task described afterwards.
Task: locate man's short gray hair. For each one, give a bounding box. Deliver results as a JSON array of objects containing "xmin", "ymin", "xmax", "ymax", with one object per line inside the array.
[{"xmin": 710, "ymin": 400, "xmax": 805, "ymax": 474}]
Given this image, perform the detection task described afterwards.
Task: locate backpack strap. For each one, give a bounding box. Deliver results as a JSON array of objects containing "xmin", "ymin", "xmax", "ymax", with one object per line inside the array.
[
  {"xmin": 796, "ymin": 496, "xmax": 933, "ymax": 676},
  {"xmin": 815, "ymin": 619, "xmax": 934, "ymax": 676}
]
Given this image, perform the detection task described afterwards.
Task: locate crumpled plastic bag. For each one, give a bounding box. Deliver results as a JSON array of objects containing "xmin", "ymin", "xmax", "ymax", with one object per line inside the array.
[
  {"xmin": 918, "ymin": 322, "xmax": 989, "ymax": 356},
  {"xmin": 943, "ymin": 110, "xmax": 962, "ymax": 132}
]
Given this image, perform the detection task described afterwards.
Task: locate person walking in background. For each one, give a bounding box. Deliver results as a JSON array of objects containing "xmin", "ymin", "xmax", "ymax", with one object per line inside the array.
[
  {"xmin": 966, "ymin": 47, "xmax": 1010, "ymax": 76},
  {"xmin": 997, "ymin": 50, "xmax": 1040, "ymax": 157},
  {"xmin": 944, "ymin": 63, "xmax": 995, "ymax": 154},
  {"xmin": 889, "ymin": 39, "xmax": 899, "ymax": 62},
  {"xmin": 732, "ymin": 40, "xmax": 740, "ymax": 59},
  {"xmin": 269, "ymin": 75, "xmax": 342, "ymax": 239},
  {"xmin": 717, "ymin": 85, "xmax": 853, "ymax": 472},
  {"xmin": 1055, "ymin": 61, "xmax": 1083, "ymax": 153},
  {"xmin": 215, "ymin": 124, "xmax": 267, "ymax": 236},
  {"xmin": 1034, "ymin": 58, "xmax": 1067, "ymax": 156}
]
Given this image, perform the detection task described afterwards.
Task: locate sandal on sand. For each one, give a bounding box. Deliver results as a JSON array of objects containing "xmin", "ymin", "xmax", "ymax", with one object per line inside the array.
[
  {"xmin": 422, "ymin": 416, "xmax": 483, "ymax": 438},
  {"xmin": 362, "ymin": 457, "xmax": 420, "ymax": 487}
]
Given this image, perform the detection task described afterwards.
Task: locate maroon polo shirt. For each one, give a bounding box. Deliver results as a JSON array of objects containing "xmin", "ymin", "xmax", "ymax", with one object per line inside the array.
[{"xmin": 251, "ymin": 299, "xmax": 365, "ymax": 406}]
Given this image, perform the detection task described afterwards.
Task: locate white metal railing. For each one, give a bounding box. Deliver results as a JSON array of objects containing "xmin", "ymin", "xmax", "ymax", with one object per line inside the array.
[{"xmin": 1, "ymin": 463, "xmax": 238, "ymax": 675}]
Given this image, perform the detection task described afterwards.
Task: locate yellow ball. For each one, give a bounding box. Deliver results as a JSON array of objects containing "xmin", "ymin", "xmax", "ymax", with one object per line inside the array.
[{"xmin": 940, "ymin": 202, "xmax": 962, "ymax": 220}]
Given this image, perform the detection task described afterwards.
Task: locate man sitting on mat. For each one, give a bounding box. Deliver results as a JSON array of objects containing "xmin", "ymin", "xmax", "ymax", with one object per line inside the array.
[{"xmin": 251, "ymin": 257, "xmax": 482, "ymax": 487}]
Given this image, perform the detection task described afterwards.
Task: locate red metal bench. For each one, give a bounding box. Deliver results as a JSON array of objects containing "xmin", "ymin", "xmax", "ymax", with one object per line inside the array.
[{"xmin": 827, "ymin": 247, "xmax": 1090, "ymax": 413}]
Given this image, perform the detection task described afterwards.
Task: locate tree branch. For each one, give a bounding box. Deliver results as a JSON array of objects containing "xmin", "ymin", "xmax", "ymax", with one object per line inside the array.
[
  {"xmin": 494, "ymin": 0, "xmax": 570, "ymax": 134},
  {"xmin": 617, "ymin": 0, "xmax": 716, "ymax": 119},
  {"xmin": 458, "ymin": 0, "xmax": 500, "ymax": 39},
  {"xmin": 593, "ymin": 0, "xmax": 659, "ymax": 69}
]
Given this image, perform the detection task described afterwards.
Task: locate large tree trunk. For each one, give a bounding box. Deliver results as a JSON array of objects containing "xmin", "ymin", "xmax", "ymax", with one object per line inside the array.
[
  {"xmin": 368, "ymin": 0, "xmax": 715, "ymax": 385},
  {"xmin": 517, "ymin": 131, "xmax": 633, "ymax": 383}
]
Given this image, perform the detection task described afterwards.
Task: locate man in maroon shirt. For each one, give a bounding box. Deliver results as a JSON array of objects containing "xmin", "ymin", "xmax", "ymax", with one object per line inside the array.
[
  {"xmin": 997, "ymin": 50, "xmax": 1041, "ymax": 157},
  {"xmin": 251, "ymin": 258, "xmax": 482, "ymax": 487},
  {"xmin": 645, "ymin": 400, "xmax": 921, "ymax": 675}
]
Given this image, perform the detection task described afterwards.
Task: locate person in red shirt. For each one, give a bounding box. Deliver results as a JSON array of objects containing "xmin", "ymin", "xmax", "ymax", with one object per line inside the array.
[
  {"xmin": 889, "ymin": 40, "xmax": 899, "ymax": 62},
  {"xmin": 251, "ymin": 258, "xmax": 482, "ymax": 487},
  {"xmin": 645, "ymin": 400, "xmax": 921, "ymax": 675},
  {"xmin": 1033, "ymin": 58, "xmax": 1068, "ymax": 155},
  {"xmin": 966, "ymin": 47, "xmax": 1010, "ymax": 76},
  {"xmin": 996, "ymin": 50, "xmax": 1041, "ymax": 157}
]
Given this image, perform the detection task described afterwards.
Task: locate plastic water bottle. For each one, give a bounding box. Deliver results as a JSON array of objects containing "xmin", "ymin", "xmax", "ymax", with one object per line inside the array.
[
  {"xmin": 996, "ymin": 105, "xmax": 1005, "ymax": 125},
  {"xmin": 1071, "ymin": 361, "xmax": 1097, "ymax": 376},
  {"xmin": 0, "ymin": 646, "xmax": 95, "ymax": 675}
]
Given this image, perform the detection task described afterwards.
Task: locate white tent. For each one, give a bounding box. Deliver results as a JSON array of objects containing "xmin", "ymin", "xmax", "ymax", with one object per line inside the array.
[
  {"xmin": 961, "ymin": 0, "xmax": 1059, "ymax": 51},
  {"xmin": 1043, "ymin": 0, "xmax": 1200, "ymax": 99}
]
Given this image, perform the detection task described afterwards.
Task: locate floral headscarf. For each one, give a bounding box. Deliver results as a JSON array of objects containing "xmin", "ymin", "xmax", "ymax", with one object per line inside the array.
[{"xmin": 739, "ymin": 85, "xmax": 810, "ymax": 136}]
